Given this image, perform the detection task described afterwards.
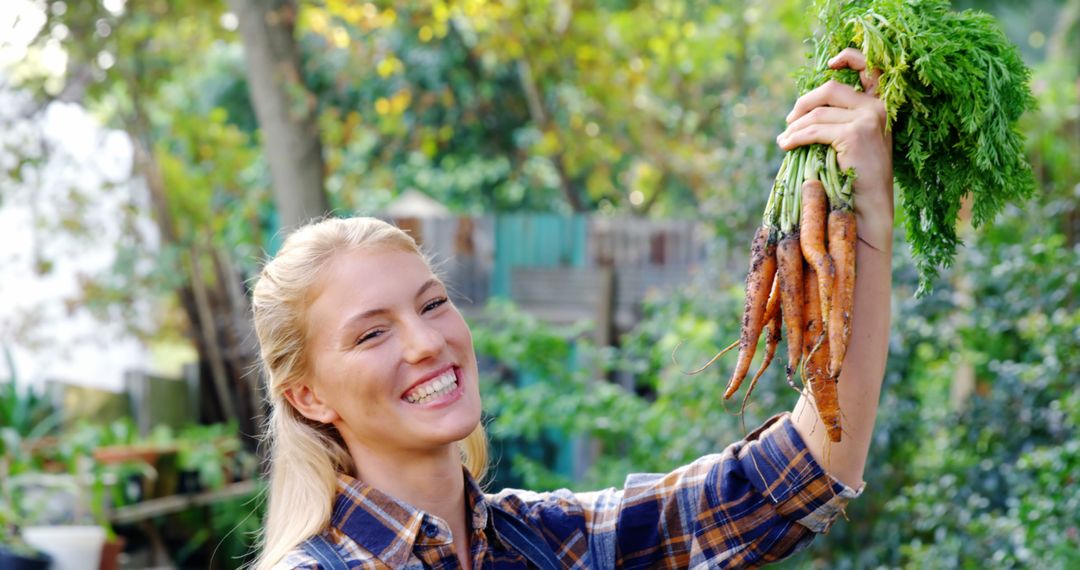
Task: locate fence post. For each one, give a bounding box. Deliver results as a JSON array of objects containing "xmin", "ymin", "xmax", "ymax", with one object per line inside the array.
[
  {"xmin": 593, "ymin": 266, "xmax": 615, "ymax": 348},
  {"xmin": 124, "ymin": 370, "xmax": 150, "ymax": 436}
]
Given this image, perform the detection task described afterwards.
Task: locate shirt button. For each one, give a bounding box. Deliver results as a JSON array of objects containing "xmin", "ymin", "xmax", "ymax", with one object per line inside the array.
[{"xmin": 423, "ymin": 524, "xmax": 438, "ymax": 538}]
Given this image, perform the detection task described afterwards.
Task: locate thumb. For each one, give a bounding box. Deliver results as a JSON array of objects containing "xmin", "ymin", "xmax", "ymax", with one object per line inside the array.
[{"xmin": 828, "ymin": 48, "xmax": 881, "ymax": 95}]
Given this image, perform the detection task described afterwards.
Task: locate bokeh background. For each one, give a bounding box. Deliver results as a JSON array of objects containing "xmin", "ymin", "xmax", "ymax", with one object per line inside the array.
[{"xmin": 0, "ymin": 0, "xmax": 1077, "ymax": 568}]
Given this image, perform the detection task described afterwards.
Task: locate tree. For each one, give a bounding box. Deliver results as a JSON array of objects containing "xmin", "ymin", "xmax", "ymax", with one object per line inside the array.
[
  {"xmin": 4, "ymin": 0, "xmax": 269, "ymax": 443},
  {"xmin": 229, "ymin": 0, "xmax": 329, "ymax": 231},
  {"xmin": 290, "ymin": 0, "xmax": 809, "ymax": 221}
]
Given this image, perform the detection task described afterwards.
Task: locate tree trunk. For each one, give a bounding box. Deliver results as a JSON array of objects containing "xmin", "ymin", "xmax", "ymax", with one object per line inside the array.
[
  {"xmin": 127, "ymin": 83, "xmax": 264, "ymax": 442},
  {"xmin": 211, "ymin": 247, "xmax": 266, "ymax": 445},
  {"xmin": 516, "ymin": 59, "xmax": 586, "ymax": 212},
  {"xmin": 230, "ymin": 0, "xmax": 329, "ymax": 232},
  {"xmin": 187, "ymin": 243, "xmax": 238, "ymax": 422}
]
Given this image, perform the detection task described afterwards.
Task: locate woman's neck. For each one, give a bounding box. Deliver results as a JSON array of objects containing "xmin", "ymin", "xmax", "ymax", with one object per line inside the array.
[
  {"xmin": 357, "ymin": 447, "xmax": 465, "ymax": 514},
  {"xmin": 346, "ymin": 442, "xmax": 473, "ymax": 566}
]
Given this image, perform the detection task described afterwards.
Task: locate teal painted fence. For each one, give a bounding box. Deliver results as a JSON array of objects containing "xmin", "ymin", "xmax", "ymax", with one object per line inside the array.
[{"xmin": 490, "ymin": 213, "xmax": 589, "ymax": 298}]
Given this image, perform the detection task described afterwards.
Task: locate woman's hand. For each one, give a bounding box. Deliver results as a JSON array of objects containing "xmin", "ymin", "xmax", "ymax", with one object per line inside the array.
[{"xmin": 776, "ymin": 48, "xmax": 894, "ymax": 252}]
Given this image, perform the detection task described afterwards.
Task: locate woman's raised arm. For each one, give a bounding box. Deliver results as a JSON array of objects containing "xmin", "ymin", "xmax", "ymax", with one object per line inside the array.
[{"xmin": 776, "ymin": 48, "xmax": 895, "ymax": 488}]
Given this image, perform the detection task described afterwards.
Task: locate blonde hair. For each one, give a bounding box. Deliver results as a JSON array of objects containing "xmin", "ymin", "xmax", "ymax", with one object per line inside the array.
[{"xmin": 250, "ymin": 217, "xmax": 487, "ymax": 570}]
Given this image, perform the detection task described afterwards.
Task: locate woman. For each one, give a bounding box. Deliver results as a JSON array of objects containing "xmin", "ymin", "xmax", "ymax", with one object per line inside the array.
[{"xmin": 253, "ymin": 48, "xmax": 893, "ymax": 569}]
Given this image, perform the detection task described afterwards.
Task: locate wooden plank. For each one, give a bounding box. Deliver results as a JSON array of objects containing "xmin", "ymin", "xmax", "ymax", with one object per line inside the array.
[
  {"xmin": 612, "ymin": 264, "xmax": 697, "ymax": 331},
  {"xmin": 511, "ymin": 267, "xmax": 604, "ymax": 317},
  {"xmin": 109, "ymin": 480, "xmax": 259, "ymax": 525}
]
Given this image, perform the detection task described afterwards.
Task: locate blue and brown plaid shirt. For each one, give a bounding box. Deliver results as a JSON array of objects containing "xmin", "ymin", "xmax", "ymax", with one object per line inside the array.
[{"xmin": 275, "ymin": 412, "xmax": 862, "ymax": 569}]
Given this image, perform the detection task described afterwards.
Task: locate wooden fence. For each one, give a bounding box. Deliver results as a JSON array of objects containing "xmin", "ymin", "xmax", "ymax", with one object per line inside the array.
[{"xmin": 392, "ymin": 214, "xmax": 715, "ymax": 343}]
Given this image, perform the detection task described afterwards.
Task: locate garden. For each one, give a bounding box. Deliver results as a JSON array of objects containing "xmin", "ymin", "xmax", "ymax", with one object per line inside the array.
[{"xmin": 0, "ymin": 0, "xmax": 1077, "ymax": 568}]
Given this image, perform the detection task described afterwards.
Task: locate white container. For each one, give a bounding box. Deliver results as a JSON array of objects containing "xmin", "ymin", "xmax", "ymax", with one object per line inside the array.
[{"xmin": 21, "ymin": 525, "xmax": 106, "ymax": 570}]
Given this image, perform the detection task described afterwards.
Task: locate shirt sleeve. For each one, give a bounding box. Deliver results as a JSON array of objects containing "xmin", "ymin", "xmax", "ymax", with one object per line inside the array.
[
  {"xmin": 271, "ymin": 552, "xmax": 320, "ymax": 570},
  {"xmin": 492, "ymin": 412, "xmax": 863, "ymax": 569}
]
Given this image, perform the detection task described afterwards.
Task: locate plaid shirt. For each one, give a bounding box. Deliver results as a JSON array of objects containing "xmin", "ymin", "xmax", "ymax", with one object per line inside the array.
[{"xmin": 275, "ymin": 413, "xmax": 862, "ymax": 569}]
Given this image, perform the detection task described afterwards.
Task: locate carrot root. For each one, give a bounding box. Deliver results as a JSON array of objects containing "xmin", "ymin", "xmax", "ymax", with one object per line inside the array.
[
  {"xmin": 777, "ymin": 234, "xmax": 804, "ymax": 388},
  {"xmin": 800, "ymin": 179, "xmax": 836, "ymax": 351},
  {"xmin": 727, "ymin": 276, "xmax": 781, "ymax": 400},
  {"xmin": 741, "ymin": 305, "xmax": 783, "ymax": 409},
  {"xmin": 804, "ymin": 265, "xmax": 841, "ymax": 442},
  {"xmin": 725, "ymin": 226, "xmax": 778, "ymax": 399},
  {"xmin": 827, "ymin": 208, "xmax": 857, "ymax": 378},
  {"xmin": 673, "ymin": 339, "xmax": 740, "ymax": 376}
]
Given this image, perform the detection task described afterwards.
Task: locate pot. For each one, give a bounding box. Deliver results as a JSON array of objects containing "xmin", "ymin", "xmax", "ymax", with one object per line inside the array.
[{"xmin": 21, "ymin": 525, "xmax": 106, "ymax": 570}]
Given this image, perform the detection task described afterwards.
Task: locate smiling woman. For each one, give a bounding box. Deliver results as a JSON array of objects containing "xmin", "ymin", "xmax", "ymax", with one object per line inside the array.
[
  {"xmin": 250, "ymin": 218, "xmax": 488, "ymax": 569},
  {"xmin": 250, "ymin": 80, "xmax": 895, "ymax": 566}
]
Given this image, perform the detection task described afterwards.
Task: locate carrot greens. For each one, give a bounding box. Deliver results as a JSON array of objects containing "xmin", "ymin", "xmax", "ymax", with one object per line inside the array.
[
  {"xmin": 719, "ymin": 0, "xmax": 1033, "ymax": 430},
  {"xmin": 782, "ymin": 0, "xmax": 1036, "ymax": 295}
]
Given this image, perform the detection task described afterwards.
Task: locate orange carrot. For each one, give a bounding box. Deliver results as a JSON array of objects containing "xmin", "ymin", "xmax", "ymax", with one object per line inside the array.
[
  {"xmin": 725, "ymin": 226, "xmax": 777, "ymax": 399},
  {"xmin": 828, "ymin": 207, "xmax": 857, "ymax": 378},
  {"xmin": 777, "ymin": 234, "xmax": 804, "ymax": 388},
  {"xmin": 740, "ymin": 300, "xmax": 784, "ymax": 410},
  {"xmin": 726, "ymin": 276, "xmax": 781, "ymax": 399},
  {"xmin": 800, "ymin": 180, "xmax": 835, "ymax": 347},
  {"xmin": 762, "ymin": 269, "xmax": 781, "ymax": 330},
  {"xmin": 804, "ymin": 265, "xmax": 842, "ymax": 442}
]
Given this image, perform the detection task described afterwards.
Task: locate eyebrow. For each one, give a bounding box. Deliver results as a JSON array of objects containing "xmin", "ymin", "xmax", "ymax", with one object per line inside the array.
[{"xmin": 337, "ymin": 277, "xmax": 444, "ymax": 336}]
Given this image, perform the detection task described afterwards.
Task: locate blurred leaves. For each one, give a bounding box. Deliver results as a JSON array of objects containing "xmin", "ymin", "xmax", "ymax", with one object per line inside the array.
[{"xmin": 472, "ymin": 3, "xmax": 1079, "ymax": 565}]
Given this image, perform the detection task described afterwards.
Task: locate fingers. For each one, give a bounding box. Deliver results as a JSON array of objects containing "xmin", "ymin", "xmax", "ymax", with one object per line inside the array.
[
  {"xmin": 777, "ymin": 121, "xmax": 849, "ymax": 151},
  {"xmin": 828, "ymin": 48, "xmax": 866, "ymax": 71},
  {"xmin": 779, "ymin": 104, "xmax": 884, "ymax": 151},
  {"xmin": 785, "ymin": 80, "xmax": 872, "ymax": 124},
  {"xmin": 829, "ymin": 47, "xmax": 882, "ymax": 95},
  {"xmin": 783, "ymin": 106, "xmax": 857, "ymax": 135},
  {"xmin": 778, "ymin": 106, "xmax": 858, "ymax": 149}
]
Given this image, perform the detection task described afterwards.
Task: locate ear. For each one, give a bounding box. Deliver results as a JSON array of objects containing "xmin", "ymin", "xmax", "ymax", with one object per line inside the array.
[{"xmin": 284, "ymin": 382, "xmax": 340, "ymax": 424}]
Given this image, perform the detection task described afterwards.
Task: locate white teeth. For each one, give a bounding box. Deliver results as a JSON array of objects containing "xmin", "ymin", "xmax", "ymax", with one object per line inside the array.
[{"xmin": 404, "ymin": 370, "xmax": 458, "ymax": 404}]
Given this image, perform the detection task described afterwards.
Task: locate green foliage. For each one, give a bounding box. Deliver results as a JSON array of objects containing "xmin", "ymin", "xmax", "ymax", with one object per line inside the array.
[
  {"xmin": 297, "ymin": 0, "xmax": 811, "ymax": 218},
  {"xmin": 2, "ymin": 415, "xmax": 260, "ymax": 562},
  {"xmin": 4, "ymin": 0, "xmax": 815, "ymax": 346},
  {"xmin": 801, "ymin": 0, "xmax": 1037, "ymax": 295},
  {"xmin": 472, "ymin": 37, "xmax": 1079, "ymax": 559},
  {"xmin": 3, "ymin": 0, "xmax": 1075, "ymax": 567},
  {"xmin": 0, "ymin": 348, "xmax": 59, "ymax": 452},
  {"xmin": 863, "ymin": 229, "xmax": 1080, "ymax": 568},
  {"xmin": 472, "ymin": 257, "xmax": 801, "ymax": 491},
  {"xmin": 172, "ymin": 422, "xmax": 253, "ymax": 491},
  {"xmin": 171, "ymin": 490, "xmax": 265, "ymax": 568}
]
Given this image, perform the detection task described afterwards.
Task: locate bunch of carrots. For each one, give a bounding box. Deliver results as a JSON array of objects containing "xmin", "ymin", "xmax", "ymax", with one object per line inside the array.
[
  {"xmin": 724, "ymin": 145, "xmax": 855, "ymax": 443},
  {"xmin": 709, "ymin": 0, "xmax": 1035, "ymax": 443}
]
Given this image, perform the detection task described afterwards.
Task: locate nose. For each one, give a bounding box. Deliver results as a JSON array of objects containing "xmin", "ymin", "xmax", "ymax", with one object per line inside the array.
[{"xmin": 401, "ymin": 316, "xmax": 445, "ymax": 363}]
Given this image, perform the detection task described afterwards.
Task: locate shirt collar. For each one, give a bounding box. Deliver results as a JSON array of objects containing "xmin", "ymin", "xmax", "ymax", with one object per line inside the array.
[
  {"xmin": 464, "ymin": 470, "xmax": 490, "ymax": 532},
  {"xmin": 331, "ymin": 469, "xmax": 491, "ymax": 567}
]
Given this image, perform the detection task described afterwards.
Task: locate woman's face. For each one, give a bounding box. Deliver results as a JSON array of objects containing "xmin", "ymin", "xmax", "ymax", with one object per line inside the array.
[{"xmin": 298, "ymin": 248, "xmax": 482, "ymax": 463}]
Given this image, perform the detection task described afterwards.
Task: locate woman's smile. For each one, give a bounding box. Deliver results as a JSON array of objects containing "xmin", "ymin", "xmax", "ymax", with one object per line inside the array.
[{"xmin": 401, "ymin": 365, "xmax": 464, "ymax": 407}]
